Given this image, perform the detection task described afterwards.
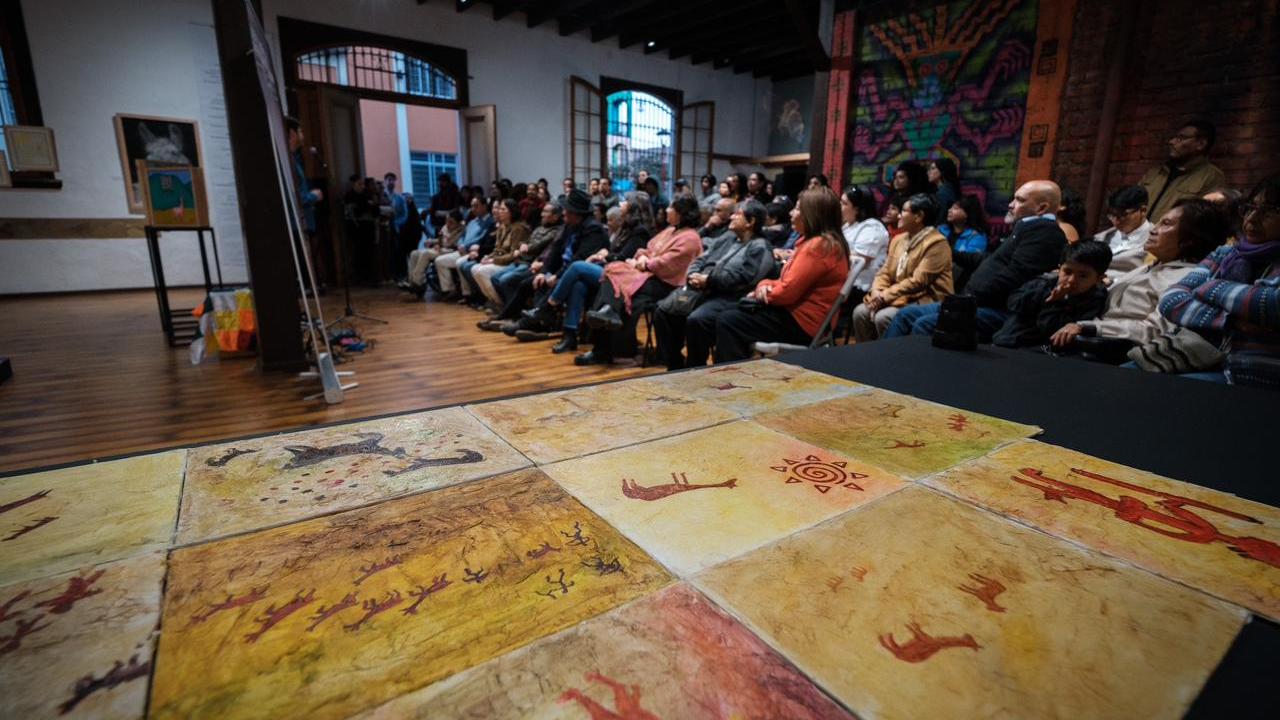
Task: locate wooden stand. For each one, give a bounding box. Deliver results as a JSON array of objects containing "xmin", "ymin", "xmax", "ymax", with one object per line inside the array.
[{"xmin": 144, "ymin": 225, "xmax": 225, "ymax": 346}]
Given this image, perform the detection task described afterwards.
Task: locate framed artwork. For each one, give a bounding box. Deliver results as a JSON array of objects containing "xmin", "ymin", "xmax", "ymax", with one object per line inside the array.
[
  {"xmin": 114, "ymin": 114, "xmax": 203, "ymax": 213},
  {"xmin": 3, "ymin": 125, "xmax": 58, "ymax": 172},
  {"xmin": 0, "ymin": 150, "xmax": 11, "ymax": 188},
  {"xmin": 138, "ymin": 161, "xmax": 209, "ymax": 229}
]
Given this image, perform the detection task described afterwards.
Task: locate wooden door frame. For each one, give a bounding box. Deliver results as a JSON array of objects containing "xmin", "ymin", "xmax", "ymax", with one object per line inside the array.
[{"xmin": 461, "ymin": 105, "xmax": 498, "ymax": 188}]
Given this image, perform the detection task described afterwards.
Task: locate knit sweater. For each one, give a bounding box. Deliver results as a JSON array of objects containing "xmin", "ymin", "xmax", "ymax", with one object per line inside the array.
[{"xmin": 758, "ymin": 236, "xmax": 850, "ymax": 337}]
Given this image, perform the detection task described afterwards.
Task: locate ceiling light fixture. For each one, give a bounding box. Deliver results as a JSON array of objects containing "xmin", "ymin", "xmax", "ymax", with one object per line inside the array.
[{"xmin": 646, "ymin": 41, "xmax": 656, "ymax": 48}]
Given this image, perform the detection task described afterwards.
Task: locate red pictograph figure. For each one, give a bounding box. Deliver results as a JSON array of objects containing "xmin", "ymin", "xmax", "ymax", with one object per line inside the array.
[
  {"xmin": 621, "ymin": 472, "xmax": 738, "ymax": 501},
  {"xmin": 0, "ymin": 489, "xmax": 50, "ymax": 515},
  {"xmin": 0, "ymin": 616, "xmax": 51, "ymax": 656},
  {"xmin": 58, "ymin": 654, "xmax": 150, "ymax": 714},
  {"xmin": 189, "ymin": 586, "xmax": 269, "ymax": 626},
  {"xmin": 353, "ymin": 554, "xmax": 404, "ymax": 585},
  {"xmin": 770, "ymin": 455, "xmax": 868, "ymax": 494},
  {"xmin": 879, "ymin": 622, "xmax": 981, "ymax": 662},
  {"xmin": 561, "ymin": 522, "xmax": 590, "ymax": 547},
  {"xmin": 3, "ymin": 516, "xmax": 58, "ymax": 541},
  {"xmin": 947, "ymin": 414, "xmax": 970, "ymax": 432},
  {"xmin": 536, "ymin": 568, "xmax": 575, "ymax": 600},
  {"xmin": 558, "ymin": 671, "xmax": 660, "ymax": 720},
  {"xmin": 34, "ymin": 569, "xmax": 105, "ymax": 615},
  {"xmin": 957, "ymin": 573, "xmax": 1007, "ymax": 612},
  {"xmin": 243, "ymin": 589, "xmax": 317, "ymax": 643},
  {"xmin": 463, "ymin": 567, "xmax": 489, "ymax": 584},
  {"xmin": 307, "ymin": 593, "xmax": 358, "ymax": 632},
  {"xmin": 344, "ymin": 590, "xmax": 403, "ymax": 632},
  {"xmin": 1012, "ymin": 467, "xmax": 1280, "ymax": 569},
  {"xmin": 826, "ymin": 576, "xmax": 845, "ymax": 593},
  {"xmin": 527, "ymin": 541, "xmax": 561, "ymax": 559},
  {"xmin": 404, "ymin": 574, "xmax": 452, "ymax": 615},
  {"xmin": 887, "ymin": 440, "xmax": 926, "ymax": 450},
  {"xmin": 874, "ymin": 403, "xmax": 905, "ymax": 418},
  {"xmin": 712, "ymin": 382, "xmax": 752, "ymax": 391},
  {"xmin": 0, "ymin": 590, "xmax": 30, "ymax": 622},
  {"xmin": 850, "ymin": 566, "xmax": 869, "ymax": 582}
]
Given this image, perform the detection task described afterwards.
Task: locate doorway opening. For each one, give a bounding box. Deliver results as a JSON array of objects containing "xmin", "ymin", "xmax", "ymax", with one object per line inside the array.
[{"xmin": 605, "ymin": 90, "xmax": 675, "ymax": 197}]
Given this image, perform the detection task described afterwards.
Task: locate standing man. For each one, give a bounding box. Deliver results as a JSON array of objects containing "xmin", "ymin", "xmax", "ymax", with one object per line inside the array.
[
  {"xmin": 1139, "ymin": 120, "xmax": 1224, "ymax": 222},
  {"xmin": 384, "ymin": 172, "xmax": 408, "ymax": 235},
  {"xmin": 286, "ymin": 116, "xmax": 324, "ymax": 289}
]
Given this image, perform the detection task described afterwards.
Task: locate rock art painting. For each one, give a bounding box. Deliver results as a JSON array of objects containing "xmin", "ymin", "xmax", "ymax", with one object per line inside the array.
[
  {"xmin": 927, "ymin": 439, "xmax": 1280, "ymax": 620},
  {"xmin": 695, "ymin": 486, "xmax": 1245, "ymax": 720},
  {"xmin": 467, "ymin": 383, "xmax": 738, "ymax": 465},
  {"xmin": 178, "ymin": 407, "xmax": 529, "ymax": 543},
  {"xmin": 150, "ymin": 469, "xmax": 670, "ymax": 720},
  {"xmin": 628, "ymin": 358, "xmax": 867, "ymax": 417},
  {"xmin": 0, "ymin": 451, "xmax": 184, "ymax": 586},
  {"xmin": 754, "ymin": 388, "xmax": 1038, "ymax": 479},
  {"xmin": 0, "ymin": 552, "xmax": 165, "ymax": 719},
  {"xmin": 354, "ymin": 584, "xmax": 852, "ymax": 719},
  {"xmin": 543, "ymin": 421, "xmax": 905, "ymax": 576}
]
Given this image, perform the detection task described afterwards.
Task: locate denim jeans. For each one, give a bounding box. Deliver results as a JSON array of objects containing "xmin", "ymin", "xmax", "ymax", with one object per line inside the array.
[
  {"xmin": 550, "ymin": 261, "xmax": 604, "ymax": 330},
  {"xmin": 882, "ymin": 302, "xmax": 1009, "ymax": 341}
]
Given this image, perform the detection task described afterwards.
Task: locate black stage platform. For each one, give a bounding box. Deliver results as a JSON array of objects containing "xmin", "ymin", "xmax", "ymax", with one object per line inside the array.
[{"xmin": 779, "ymin": 337, "xmax": 1275, "ymax": 719}]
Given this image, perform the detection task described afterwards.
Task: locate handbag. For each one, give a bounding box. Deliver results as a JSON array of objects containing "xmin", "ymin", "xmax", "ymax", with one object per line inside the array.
[
  {"xmin": 1127, "ymin": 328, "xmax": 1225, "ymax": 373},
  {"xmin": 657, "ymin": 286, "xmax": 704, "ymax": 317}
]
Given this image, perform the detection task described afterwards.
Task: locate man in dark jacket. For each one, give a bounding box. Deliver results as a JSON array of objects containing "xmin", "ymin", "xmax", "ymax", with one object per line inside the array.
[{"xmin": 884, "ymin": 180, "xmax": 1067, "ymax": 341}]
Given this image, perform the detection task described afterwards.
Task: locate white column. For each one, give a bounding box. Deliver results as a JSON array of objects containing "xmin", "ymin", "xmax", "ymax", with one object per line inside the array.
[{"xmin": 396, "ymin": 102, "xmax": 413, "ymax": 194}]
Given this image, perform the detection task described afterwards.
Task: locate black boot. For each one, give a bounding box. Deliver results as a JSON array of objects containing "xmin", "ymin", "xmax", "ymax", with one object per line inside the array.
[
  {"xmin": 586, "ymin": 305, "xmax": 624, "ymax": 331},
  {"xmin": 521, "ymin": 302, "xmax": 557, "ymax": 327},
  {"xmin": 551, "ymin": 335, "xmax": 578, "ymax": 354},
  {"xmin": 574, "ymin": 349, "xmax": 610, "ymax": 366}
]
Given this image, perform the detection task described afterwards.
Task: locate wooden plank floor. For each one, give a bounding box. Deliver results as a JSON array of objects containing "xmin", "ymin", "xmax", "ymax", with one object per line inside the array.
[{"xmin": 0, "ymin": 286, "xmax": 660, "ymax": 475}]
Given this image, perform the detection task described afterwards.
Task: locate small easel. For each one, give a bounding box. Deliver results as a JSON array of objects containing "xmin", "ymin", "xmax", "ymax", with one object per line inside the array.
[{"xmin": 144, "ymin": 224, "xmax": 225, "ymax": 346}]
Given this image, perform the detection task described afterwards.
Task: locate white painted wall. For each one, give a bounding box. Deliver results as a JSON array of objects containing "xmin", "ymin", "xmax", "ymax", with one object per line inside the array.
[
  {"xmin": 0, "ymin": 0, "xmax": 773, "ymax": 294},
  {"xmin": 0, "ymin": 0, "xmax": 248, "ymax": 295}
]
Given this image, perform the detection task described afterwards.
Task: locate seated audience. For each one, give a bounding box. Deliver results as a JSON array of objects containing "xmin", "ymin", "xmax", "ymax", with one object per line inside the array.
[
  {"xmin": 575, "ymin": 196, "xmax": 704, "ymax": 366},
  {"xmin": 748, "ymin": 171, "xmax": 772, "ymax": 203},
  {"xmin": 401, "ymin": 208, "xmax": 463, "ymax": 295},
  {"xmin": 433, "ymin": 197, "xmax": 495, "ymax": 300},
  {"xmin": 714, "ymin": 188, "xmax": 851, "ymax": 361},
  {"xmin": 699, "ymin": 174, "xmax": 718, "ymax": 202},
  {"xmin": 1140, "ymin": 119, "xmax": 1225, "ymax": 222},
  {"xmin": 1203, "ymin": 188, "xmax": 1245, "ymax": 244},
  {"xmin": 1047, "ymin": 198, "xmax": 1227, "ymax": 351},
  {"xmin": 841, "ymin": 186, "xmax": 891, "ymax": 305},
  {"xmin": 928, "ymin": 158, "xmax": 961, "ymax": 224},
  {"xmin": 882, "ymin": 195, "xmax": 907, "ymax": 240},
  {"xmin": 657, "ymin": 199, "xmax": 774, "ymax": 370},
  {"xmin": 593, "ymin": 177, "xmax": 621, "ymax": 215},
  {"xmin": 762, "ymin": 197, "xmax": 794, "ymax": 247},
  {"xmin": 1094, "ymin": 185, "xmax": 1153, "ymax": 276},
  {"xmin": 519, "ymin": 192, "xmax": 655, "ymax": 352},
  {"xmin": 807, "ymin": 174, "xmax": 830, "ymax": 190},
  {"xmin": 852, "ymin": 194, "xmax": 952, "ymax": 342},
  {"xmin": 993, "ymin": 241, "xmax": 1112, "ymax": 348},
  {"xmin": 470, "ymin": 199, "xmax": 531, "ymax": 309},
  {"xmin": 885, "ymin": 161, "xmax": 932, "ymax": 214},
  {"xmin": 885, "ymin": 180, "xmax": 1067, "ymax": 340},
  {"xmin": 1157, "ymin": 175, "xmax": 1280, "ymax": 388},
  {"xmin": 479, "ymin": 204, "xmax": 566, "ymax": 331},
  {"xmin": 939, "ymin": 195, "xmax": 990, "ymax": 292}
]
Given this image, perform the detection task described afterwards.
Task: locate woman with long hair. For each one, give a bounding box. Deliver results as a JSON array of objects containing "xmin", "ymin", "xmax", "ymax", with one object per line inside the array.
[
  {"xmin": 714, "ymin": 187, "xmax": 851, "ymax": 360},
  {"xmin": 730, "ymin": 172, "xmax": 750, "ymax": 202},
  {"xmin": 928, "ymin": 158, "xmax": 961, "ymax": 223},
  {"xmin": 940, "ymin": 194, "xmax": 990, "ymax": 292},
  {"xmin": 575, "ymin": 195, "xmax": 703, "ymax": 365},
  {"xmin": 841, "ymin": 185, "xmax": 891, "ymax": 305},
  {"xmin": 470, "ymin": 198, "xmax": 531, "ymax": 309},
  {"xmin": 885, "ymin": 161, "xmax": 931, "ymax": 215},
  {"xmin": 521, "ymin": 191, "xmax": 655, "ymax": 354},
  {"xmin": 748, "ymin": 171, "xmax": 772, "ymax": 203}
]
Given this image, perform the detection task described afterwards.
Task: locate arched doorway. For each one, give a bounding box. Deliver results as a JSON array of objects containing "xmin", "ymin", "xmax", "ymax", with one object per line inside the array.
[{"xmin": 604, "ymin": 90, "xmax": 675, "ymax": 197}]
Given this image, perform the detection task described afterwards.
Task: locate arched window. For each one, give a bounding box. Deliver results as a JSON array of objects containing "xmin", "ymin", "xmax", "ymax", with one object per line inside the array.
[
  {"xmin": 295, "ymin": 46, "xmax": 457, "ymax": 102},
  {"xmin": 605, "ymin": 90, "xmax": 674, "ymax": 194}
]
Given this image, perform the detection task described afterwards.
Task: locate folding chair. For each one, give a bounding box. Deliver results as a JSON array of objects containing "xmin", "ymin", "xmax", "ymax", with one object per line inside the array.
[{"xmin": 753, "ymin": 266, "xmax": 860, "ymax": 357}]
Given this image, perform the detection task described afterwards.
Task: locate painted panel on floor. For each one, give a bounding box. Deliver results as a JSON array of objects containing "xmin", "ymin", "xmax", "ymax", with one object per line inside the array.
[
  {"xmin": 927, "ymin": 439, "xmax": 1280, "ymax": 620},
  {"xmin": 627, "ymin": 358, "xmax": 868, "ymax": 417},
  {"xmin": 0, "ymin": 451, "xmax": 184, "ymax": 586},
  {"xmin": 754, "ymin": 388, "xmax": 1039, "ymax": 479},
  {"xmin": 178, "ymin": 407, "xmax": 529, "ymax": 543},
  {"xmin": 0, "ymin": 552, "xmax": 165, "ymax": 719},
  {"xmin": 467, "ymin": 383, "xmax": 738, "ymax": 465},
  {"xmin": 696, "ymin": 486, "xmax": 1245, "ymax": 720},
  {"xmin": 150, "ymin": 469, "xmax": 671, "ymax": 720},
  {"xmin": 357, "ymin": 583, "xmax": 852, "ymax": 719},
  {"xmin": 543, "ymin": 421, "xmax": 906, "ymax": 576}
]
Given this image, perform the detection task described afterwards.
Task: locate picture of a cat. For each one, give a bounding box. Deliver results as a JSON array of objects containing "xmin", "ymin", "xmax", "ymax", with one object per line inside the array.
[{"xmin": 137, "ymin": 123, "xmax": 192, "ymax": 165}]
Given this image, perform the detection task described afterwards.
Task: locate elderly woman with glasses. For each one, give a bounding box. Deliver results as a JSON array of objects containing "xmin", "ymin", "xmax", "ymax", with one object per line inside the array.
[{"xmin": 1158, "ymin": 174, "xmax": 1280, "ymax": 388}]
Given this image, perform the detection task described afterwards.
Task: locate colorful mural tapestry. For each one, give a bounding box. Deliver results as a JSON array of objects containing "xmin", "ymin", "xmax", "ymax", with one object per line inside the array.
[{"xmin": 847, "ymin": 0, "xmax": 1039, "ymax": 215}]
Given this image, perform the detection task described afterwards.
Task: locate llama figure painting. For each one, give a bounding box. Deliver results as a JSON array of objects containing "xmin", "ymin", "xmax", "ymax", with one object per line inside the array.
[{"xmin": 114, "ymin": 115, "xmax": 203, "ymax": 213}]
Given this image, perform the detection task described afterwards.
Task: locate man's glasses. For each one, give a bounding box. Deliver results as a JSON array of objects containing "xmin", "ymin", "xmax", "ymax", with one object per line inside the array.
[
  {"xmin": 1240, "ymin": 202, "xmax": 1280, "ymax": 219},
  {"xmin": 1106, "ymin": 207, "xmax": 1141, "ymax": 220},
  {"xmin": 1170, "ymin": 133, "xmax": 1201, "ymax": 142}
]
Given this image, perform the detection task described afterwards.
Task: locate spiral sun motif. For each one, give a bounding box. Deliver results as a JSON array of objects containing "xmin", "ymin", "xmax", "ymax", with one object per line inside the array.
[{"xmin": 769, "ymin": 455, "xmax": 868, "ymax": 494}]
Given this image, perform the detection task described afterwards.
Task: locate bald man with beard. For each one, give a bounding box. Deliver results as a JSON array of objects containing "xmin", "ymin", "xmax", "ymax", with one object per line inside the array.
[{"xmin": 883, "ymin": 180, "xmax": 1068, "ymax": 340}]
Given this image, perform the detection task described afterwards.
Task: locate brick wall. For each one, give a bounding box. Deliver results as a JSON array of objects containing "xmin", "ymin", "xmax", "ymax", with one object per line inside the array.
[{"xmin": 1052, "ymin": 0, "xmax": 1280, "ymax": 227}]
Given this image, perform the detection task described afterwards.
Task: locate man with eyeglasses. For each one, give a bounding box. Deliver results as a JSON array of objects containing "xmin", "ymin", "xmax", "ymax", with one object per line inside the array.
[
  {"xmin": 1139, "ymin": 119, "xmax": 1225, "ymax": 223},
  {"xmin": 1094, "ymin": 185, "xmax": 1154, "ymax": 277}
]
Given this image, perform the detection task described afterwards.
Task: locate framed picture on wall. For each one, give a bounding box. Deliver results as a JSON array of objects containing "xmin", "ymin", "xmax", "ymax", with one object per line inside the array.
[
  {"xmin": 138, "ymin": 161, "xmax": 209, "ymax": 229},
  {"xmin": 114, "ymin": 114, "xmax": 203, "ymax": 213},
  {"xmin": 3, "ymin": 125, "xmax": 59, "ymax": 172},
  {"xmin": 0, "ymin": 151, "xmax": 11, "ymax": 188}
]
